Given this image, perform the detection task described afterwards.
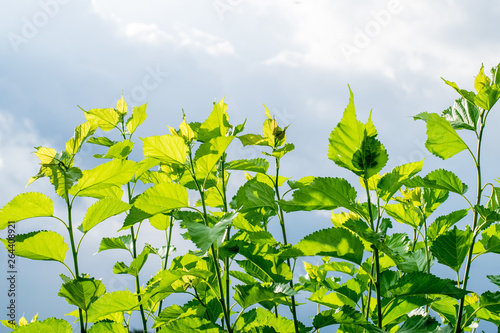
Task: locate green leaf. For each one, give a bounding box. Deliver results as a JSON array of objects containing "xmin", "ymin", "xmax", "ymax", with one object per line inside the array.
[
  {"xmin": 235, "ymin": 308, "xmax": 302, "ymax": 333},
  {"xmin": 149, "ymin": 213, "xmax": 172, "ymax": 230},
  {"xmin": 0, "ymin": 192, "xmax": 54, "ymax": 230},
  {"xmin": 116, "ymin": 95, "xmax": 127, "ymax": 114},
  {"xmin": 405, "ymin": 169, "xmax": 467, "ymax": 195},
  {"xmin": 113, "ymin": 245, "xmax": 152, "ymax": 276},
  {"xmin": 226, "ymin": 158, "xmax": 269, "ymax": 173},
  {"xmin": 413, "ymin": 112, "xmax": 469, "ymax": 160},
  {"xmin": 397, "ymin": 315, "xmax": 441, "ymax": 333},
  {"xmin": 126, "ymin": 103, "xmax": 147, "ymax": 135},
  {"xmin": 1, "ymin": 231, "xmax": 68, "ymax": 262},
  {"xmin": 442, "ymin": 98, "xmax": 479, "ymax": 131},
  {"xmin": 142, "ymin": 135, "xmax": 188, "ymax": 165},
  {"xmin": 385, "ymin": 203, "xmax": 420, "ymax": 228},
  {"xmin": 65, "ymin": 121, "xmax": 98, "ymax": 155},
  {"xmin": 479, "ymin": 291, "xmax": 500, "ymax": 313},
  {"xmin": 234, "ymin": 283, "xmax": 296, "ymax": 309},
  {"xmin": 12, "ymin": 318, "xmax": 72, "ymax": 332},
  {"xmin": 377, "ymin": 161, "xmax": 423, "ymax": 202},
  {"xmin": 84, "ymin": 108, "xmax": 119, "ymax": 131},
  {"xmin": 94, "ymin": 140, "xmax": 134, "ymax": 160},
  {"xmin": 194, "ymin": 136, "xmax": 234, "ymax": 177},
  {"xmin": 182, "ymin": 213, "xmax": 235, "ymax": 253},
  {"xmin": 487, "ymin": 275, "xmax": 500, "ymax": 288},
  {"xmin": 309, "ymin": 287, "xmax": 357, "ymax": 309},
  {"xmin": 158, "ymin": 317, "xmax": 220, "ymax": 333},
  {"xmin": 86, "ymin": 290, "xmax": 139, "ymax": 323},
  {"xmin": 430, "ymin": 226, "xmax": 472, "ymax": 272},
  {"xmin": 70, "ymin": 159, "xmax": 138, "ymax": 196},
  {"xmin": 382, "ymin": 297, "xmax": 432, "ymax": 327},
  {"xmin": 389, "ymin": 272, "xmax": 468, "ymax": 299},
  {"xmin": 398, "ymin": 249, "xmax": 429, "ymax": 273},
  {"xmin": 80, "ymin": 198, "xmax": 132, "ymax": 233},
  {"xmin": 281, "ymin": 227, "xmax": 364, "ymax": 265},
  {"xmin": 280, "ymin": 177, "xmax": 357, "ymax": 213},
  {"xmin": 313, "ymin": 306, "xmax": 367, "ymax": 329},
  {"xmin": 272, "ymin": 143, "xmax": 295, "ymax": 159},
  {"xmin": 238, "ymin": 133, "xmax": 269, "ymax": 146},
  {"xmin": 328, "ymin": 88, "xmax": 388, "ymax": 178},
  {"xmin": 87, "ymin": 136, "xmax": 117, "ymax": 147},
  {"xmin": 197, "ymin": 98, "xmax": 230, "ymax": 142},
  {"xmin": 58, "ymin": 277, "xmax": 106, "ymax": 311},
  {"xmin": 477, "ymin": 223, "xmax": 500, "ymax": 254},
  {"xmin": 48, "ymin": 166, "xmax": 83, "ymax": 199},
  {"xmin": 232, "ymin": 242, "xmax": 292, "ymax": 283},
  {"xmin": 134, "ymin": 182, "xmax": 188, "ymax": 215},
  {"xmin": 98, "ymin": 235, "xmax": 133, "ymax": 253},
  {"xmin": 427, "ymin": 209, "xmax": 468, "ymax": 240},
  {"xmin": 87, "ymin": 321, "xmax": 128, "ymax": 333},
  {"xmin": 234, "ymin": 178, "xmax": 277, "ymax": 212}
]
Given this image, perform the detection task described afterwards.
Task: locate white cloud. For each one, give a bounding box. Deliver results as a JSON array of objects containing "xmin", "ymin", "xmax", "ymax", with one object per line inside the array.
[{"xmin": 124, "ymin": 22, "xmax": 175, "ymax": 44}]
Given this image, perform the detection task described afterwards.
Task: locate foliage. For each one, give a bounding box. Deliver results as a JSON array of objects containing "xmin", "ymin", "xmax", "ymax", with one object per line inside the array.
[{"xmin": 2, "ymin": 64, "xmax": 500, "ymax": 332}]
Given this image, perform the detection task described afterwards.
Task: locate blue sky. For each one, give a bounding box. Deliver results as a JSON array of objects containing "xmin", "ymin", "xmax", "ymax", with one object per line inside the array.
[{"xmin": 1, "ymin": 0, "xmax": 500, "ymax": 331}]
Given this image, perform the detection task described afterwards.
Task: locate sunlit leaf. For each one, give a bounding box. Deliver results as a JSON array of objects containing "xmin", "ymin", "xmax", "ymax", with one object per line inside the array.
[
  {"xmin": 86, "ymin": 290, "xmax": 139, "ymax": 323},
  {"xmin": 226, "ymin": 158, "xmax": 269, "ymax": 173},
  {"xmin": 58, "ymin": 277, "xmax": 106, "ymax": 311},
  {"xmin": 389, "ymin": 272, "xmax": 468, "ymax": 299},
  {"xmin": 80, "ymin": 198, "xmax": 131, "ymax": 233},
  {"xmin": 126, "ymin": 104, "xmax": 147, "ymax": 135},
  {"xmin": 377, "ymin": 161, "xmax": 423, "ymax": 202},
  {"xmin": 11, "ymin": 318, "xmax": 72, "ymax": 332},
  {"xmin": 0, "ymin": 192, "xmax": 53, "ymax": 230},
  {"xmin": 142, "ymin": 135, "xmax": 188, "ymax": 165},
  {"xmin": 98, "ymin": 235, "xmax": 133, "ymax": 253},
  {"xmin": 430, "ymin": 226, "xmax": 472, "ymax": 272},
  {"xmin": 413, "ymin": 112, "xmax": 468, "ymax": 159},
  {"xmin": 405, "ymin": 169, "xmax": 467, "ymax": 195},
  {"xmin": 1, "ymin": 230, "xmax": 68, "ymax": 263},
  {"xmin": 281, "ymin": 227, "xmax": 364, "ymax": 265},
  {"xmin": 88, "ymin": 321, "xmax": 128, "ymax": 333},
  {"xmin": 94, "ymin": 140, "xmax": 134, "ymax": 160},
  {"xmin": 442, "ymin": 98, "xmax": 479, "ymax": 131},
  {"xmin": 65, "ymin": 121, "xmax": 98, "ymax": 155},
  {"xmin": 84, "ymin": 108, "xmax": 119, "ymax": 131},
  {"xmin": 133, "ymin": 182, "xmax": 188, "ymax": 215},
  {"xmin": 194, "ymin": 136, "xmax": 234, "ymax": 177},
  {"xmin": 197, "ymin": 98, "xmax": 230, "ymax": 142},
  {"xmin": 234, "ymin": 283, "xmax": 296, "ymax": 309},
  {"xmin": 182, "ymin": 213, "xmax": 235, "ymax": 253},
  {"xmin": 280, "ymin": 177, "xmax": 358, "ymax": 213},
  {"xmin": 234, "ymin": 178, "xmax": 277, "ymax": 212}
]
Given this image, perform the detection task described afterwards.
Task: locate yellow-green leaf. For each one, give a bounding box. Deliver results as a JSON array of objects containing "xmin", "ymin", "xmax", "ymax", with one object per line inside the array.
[{"xmin": 0, "ymin": 192, "xmax": 53, "ymax": 230}]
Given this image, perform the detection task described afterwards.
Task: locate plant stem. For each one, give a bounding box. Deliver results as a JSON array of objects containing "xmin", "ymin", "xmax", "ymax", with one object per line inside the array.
[
  {"xmin": 363, "ymin": 178, "xmax": 382, "ymax": 328},
  {"xmin": 274, "ymin": 156, "xmax": 299, "ymax": 333},
  {"xmin": 220, "ymin": 155, "xmax": 231, "ymax": 323},
  {"xmin": 65, "ymin": 196, "xmax": 85, "ymax": 333},
  {"xmin": 156, "ymin": 214, "xmax": 175, "ymax": 322},
  {"xmin": 189, "ymin": 150, "xmax": 232, "ymax": 332},
  {"xmin": 126, "ymin": 182, "xmax": 148, "ymax": 333},
  {"xmin": 455, "ymin": 114, "xmax": 487, "ymax": 333}
]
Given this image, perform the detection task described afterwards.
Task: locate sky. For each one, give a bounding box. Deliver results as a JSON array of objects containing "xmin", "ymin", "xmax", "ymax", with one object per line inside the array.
[{"xmin": 1, "ymin": 0, "xmax": 500, "ymax": 331}]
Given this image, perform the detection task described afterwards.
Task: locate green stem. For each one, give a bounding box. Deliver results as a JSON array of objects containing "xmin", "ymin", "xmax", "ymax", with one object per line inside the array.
[
  {"xmin": 127, "ymin": 181, "xmax": 148, "ymax": 332},
  {"xmin": 274, "ymin": 156, "xmax": 299, "ymax": 333},
  {"xmin": 365, "ymin": 252, "xmax": 375, "ymax": 321},
  {"xmin": 220, "ymin": 155, "xmax": 231, "ymax": 323},
  {"xmin": 363, "ymin": 178, "xmax": 382, "ymax": 328},
  {"xmin": 189, "ymin": 150, "xmax": 232, "ymax": 332},
  {"xmin": 156, "ymin": 214, "xmax": 175, "ymax": 322},
  {"xmin": 65, "ymin": 196, "xmax": 85, "ymax": 333},
  {"xmin": 455, "ymin": 112, "xmax": 487, "ymax": 333}
]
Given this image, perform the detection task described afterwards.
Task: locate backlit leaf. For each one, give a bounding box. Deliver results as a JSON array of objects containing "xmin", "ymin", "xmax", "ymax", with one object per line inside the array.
[
  {"xmin": 126, "ymin": 104, "xmax": 147, "ymax": 135},
  {"xmin": 84, "ymin": 108, "xmax": 119, "ymax": 132},
  {"xmin": 133, "ymin": 182, "xmax": 188, "ymax": 215},
  {"xmin": 0, "ymin": 192, "xmax": 53, "ymax": 230},
  {"xmin": 1, "ymin": 230, "xmax": 68, "ymax": 263},
  {"xmin": 281, "ymin": 227, "xmax": 364, "ymax": 265},
  {"xmin": 377, "ymin": 161, "xmax": 423, "ymax": 202},
  {"xmin": 197, "ymin": 98, "xmax": 230, "ymax": 142},
  {"xmin": 70, "ymin": 159, "xmax": 138, "ymax": 196},
  {"xmin": 442, "ymin": 98, "xmax": 479, "ymax": 131},
  {"xmin": 413, "ymin": 112, "xmax": 468, "ymax": 159},
  {"xmin": 182, "ymin": 213, "xmax": 235, "ymax": 253},
  {"xmin": 194, "ymin": 136, "xmax": 234, "ymax": 177},
  {"xmin": 12, "ymin": 318, "xmax": 72, "ymax": 332},
  {"xmin": 389, "ymin": 272, "xmax": 468, "ymax": 299},
  {"xmin": 80, "ymin": 198, "xmax": 131, "ymax": 233},
  {"xmin": 234, "ymin": 178, "xmax": 277, "ymax": 212},
  {"xmin": 234, "ymin": 283, "xmax": 296, "ymax": 309},
  {"xmin": 226, "ymin": 158, "xmax": 269, "ymax": 173},
  {"xmin": 94, "ymin": 140, "xmax": 134, "ymax": 160},
  {"xmin": 65, "ymin": 121, "xmax": 98, "ymax": 155},
  {"xmin": 86, "ymin": 290, "xmax": 139, "ymax": 322},
  {"xmin": 142, "ymin": 135, "xmax": 188, "ymax": 165},
  {"xmin": 98, "ymin": 235, "xmax": 133, "ymax": 253},
  {"xmin": 58, "ymin": 277, "xmax": 106, "ymax": 311},
  {"xmin": 430, "ymin": 226, "xmax": 472, "ymax": 272},
  {"xmin": 405, "ymin": 169, "xmax": 467, "ymax": 195},
  {"xmin": 280, "ymin": 177, "xmax": 357, "ymax": 213},
  {"xmin": 88, "ymin": 321, "xmax": 128, "ymax": 333},
  {"xmin": 313, "ymin": 306, "xmax": 367, "ymax": 329}
]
